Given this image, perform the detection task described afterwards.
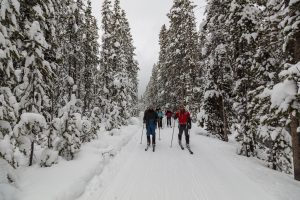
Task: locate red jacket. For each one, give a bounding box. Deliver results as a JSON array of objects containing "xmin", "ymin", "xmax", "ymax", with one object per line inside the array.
[
  {"xmin": 165, "ymin": 111, "xmax": 173, "ymax": 118},
  {"xmin": 175, "ymin": 111, "xmax": 190, "ymax": 125}
]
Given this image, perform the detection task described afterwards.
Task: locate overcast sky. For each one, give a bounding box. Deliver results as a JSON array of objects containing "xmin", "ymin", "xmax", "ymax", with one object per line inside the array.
[{"xmin": 90, "ymin": 0, "xmax": 207, "ymax": 96}]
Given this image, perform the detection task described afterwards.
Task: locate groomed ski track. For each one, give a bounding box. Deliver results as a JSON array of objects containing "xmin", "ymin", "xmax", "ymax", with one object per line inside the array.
[{"xmin": 78, "ymin": 124, "xmax": 298, "ymax": 200}]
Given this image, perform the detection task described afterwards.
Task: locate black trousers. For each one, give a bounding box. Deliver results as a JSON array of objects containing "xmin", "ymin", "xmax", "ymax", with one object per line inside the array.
[
  {"xmin": 147, "ymin": 135, "xmax": 156, "ymax": 145},
  {"xmin": 167, "ymin": 117, "xmax": 172, "ymax": 127},
  {"xmin": 178, "ymin": 124, "xmax": 189, "ymax": 144},
  {"xmin": 158, "ymin": 118, "xmax": 163, "ymax": 128}
]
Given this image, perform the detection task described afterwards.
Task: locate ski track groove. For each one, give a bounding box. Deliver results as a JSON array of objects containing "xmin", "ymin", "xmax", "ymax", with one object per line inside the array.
[{"xmin": 79, "ymin": 125, "xmax": 283, "ymax": 200}]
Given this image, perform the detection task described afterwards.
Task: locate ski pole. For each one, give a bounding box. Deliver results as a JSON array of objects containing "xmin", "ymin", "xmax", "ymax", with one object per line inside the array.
[
  {"xmin": 159, "ymin": 125, "xmax": 161, "ymax": 140},
  {"xmin": 140, "ymin": 123, "xmax": 145, "ymax": 144},
  {"xmin": 171, "ymin": 119, "xmax": 176, "ymax": 147}
]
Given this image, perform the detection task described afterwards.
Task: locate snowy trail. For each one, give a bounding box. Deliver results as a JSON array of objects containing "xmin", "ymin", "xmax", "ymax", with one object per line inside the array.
[{"xmin": 78, "ymin": 124, "xmax": 300, "ymax": 200}]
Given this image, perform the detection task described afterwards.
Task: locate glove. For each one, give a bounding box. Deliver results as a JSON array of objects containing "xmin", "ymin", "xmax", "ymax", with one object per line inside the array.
[{"xmin": 187, "ymin": 123, "xmax": 192, "ymax": 129}]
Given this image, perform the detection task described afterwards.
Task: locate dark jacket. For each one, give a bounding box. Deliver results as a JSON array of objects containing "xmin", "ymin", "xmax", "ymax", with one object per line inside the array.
[{"xmin": 143, "ymin": 109, "xmax": 158, "ymax": 124}]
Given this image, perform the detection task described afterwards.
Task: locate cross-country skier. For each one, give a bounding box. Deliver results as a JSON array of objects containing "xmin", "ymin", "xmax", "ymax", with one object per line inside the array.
[
  {"xmin": 165, "ymin": 109, "xmax": 173, "ymax": 127},
  {"xmin": 174, "ymin": 105, "xmax": 192, "ymax": 148},
  {"xmin": 143, "ymin": 105, "xmax": 158, "ymax": 150},
  {"xmin": 156, "ymin": 108, "xmax": 164, "ymax": 129}
]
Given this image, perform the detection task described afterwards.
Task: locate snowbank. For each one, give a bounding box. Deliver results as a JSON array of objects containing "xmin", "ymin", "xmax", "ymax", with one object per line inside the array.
[{"xmin": 4, "ymin": 122, "xmax": 140, "ymax": 200}]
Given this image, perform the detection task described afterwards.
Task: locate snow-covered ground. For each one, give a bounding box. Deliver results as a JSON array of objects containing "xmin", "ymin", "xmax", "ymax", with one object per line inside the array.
[
  {"xmin": 1, "ymin": 118, "xmax": 140, "ymax": 200},
  {"xmin": 77, "ymin": 123, "xmax": 300, "ymax": 200},
  {"xmin": 2, "ymin": 118, "xmax": 300, "ymax": 200}
]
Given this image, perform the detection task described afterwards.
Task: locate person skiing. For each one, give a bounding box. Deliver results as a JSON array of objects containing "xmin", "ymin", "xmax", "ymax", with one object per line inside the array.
[
  {"xmin": 156, "ymin": 108, "xmax": 164, "ymax": 129},
  {"xmin": 174, "ymin": 105, "xmax": 192, "ymax": 148},
  {"xmin": 143, "ymin": 105, "xmax": 158, "ymax": 151},
  {"xmin": 165, "ymin": 109, "xmax": 173, "ymax": 127}
]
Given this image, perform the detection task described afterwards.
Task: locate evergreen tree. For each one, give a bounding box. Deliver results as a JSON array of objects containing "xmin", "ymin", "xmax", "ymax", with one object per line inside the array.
[
  {"xmin": 273, "ymin": 0, "xmax": 300, "ymax": 181},
  {"xmin": 165, "ymin": 0, "xmax": 201, "ymax": 115},
  {"xmin": 110, "ymin": 0, "xmax": 131, "ymax": 125},
  {"xmin": 57, "ymin": 91, "xmax": 82, "ymax": 160},
  {"xmin": 0, "ymin": 0, "xmax": 20, "ymax": 88},
  {"xmin": 225, "ymin": 0, "xmax": 261, "ymax": 157},
  {"xmin": 0, "ymin": 0, "xmax": 21, "ymax": 168},
  {"xmin": 54, "ymin": 0, "xmax": 74, "ymax": 110},
  {"xmin": 99, "ymin": 0, "xmax": 114, "ymax": 102},
  {"xmin": 201, "ymin": 0, "xmax": 233, "ymax": 141},
  {"xmin": 99, "ymin": 0, "xmax": 121, "ymax": 130},
  {"xmin": 99, "ymin": 0, "xmax": 138, "ymax": 129},
  {"xmin": 157, "ymin": 25, "xmax": 169, "ymax": 108},
  {"xmin": 120, "ymin": 10, "xmax": 139, "ymax": 116},
  {"xmin": 148, "ymin": 64, "xmax": 159, "ymax": 106},
  {"xmin": 0, "ymin": 88, "xmax": 18, "ymax": 168},
  {"xmin": 248, "ymin": 0, "xmax": 292, "ymax": 174},
  {"xmin": 14, "ymin": 0, "xmax": 58, "ymax": 166},
  {"xmin": 82, "ymin": 0, "xmax": 99, "ymax": 115}
]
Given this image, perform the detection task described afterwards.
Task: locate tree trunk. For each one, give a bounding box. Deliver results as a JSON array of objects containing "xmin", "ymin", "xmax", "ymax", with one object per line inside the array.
[
  {"xmin": 291, "ymin": 12, "xmax": 299, "ymax": 180},
  {"xmin": 221, "ymin": 95, "xmax": 229, "ymax": 142},
  {"xmin": 29, "ymin": 141, "xmax": 34, "ymax": 166},
  {"xmin": 290, "ymin": 111, "xmax": 300, "ymax": 181}
]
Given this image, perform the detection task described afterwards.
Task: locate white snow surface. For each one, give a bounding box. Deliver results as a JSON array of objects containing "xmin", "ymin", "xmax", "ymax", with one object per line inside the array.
[
  {"xmin": 2, "ymin": 118, "xmax": 300, "ymax": 200},
  {"xmin": 77, "ymin": 122, "xmax": 300, "ymax": 200},
  {"xmin": 11, "ymin": 121, "xmax": 139, "ymax": 200}
]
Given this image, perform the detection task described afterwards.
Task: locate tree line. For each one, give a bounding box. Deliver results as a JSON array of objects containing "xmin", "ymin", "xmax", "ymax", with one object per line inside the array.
[
  {"xmin": 144, "ymin": 0, "xmax": 300, "ymax": 180},
  {"xmin": 0, "ymin": 0, "xmax": 138, "ymax": 180}
]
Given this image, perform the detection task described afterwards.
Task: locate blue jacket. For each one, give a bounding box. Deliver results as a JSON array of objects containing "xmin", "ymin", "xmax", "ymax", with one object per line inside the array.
[{"xmin": 157, "ymin": 111, "xmax": 164, "ymax": 118}]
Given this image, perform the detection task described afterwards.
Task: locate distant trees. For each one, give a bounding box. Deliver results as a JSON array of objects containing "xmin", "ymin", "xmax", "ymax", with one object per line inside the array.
[{"xmin": 144, "ymin": 0, "xmax": 202, "ymax": 117}]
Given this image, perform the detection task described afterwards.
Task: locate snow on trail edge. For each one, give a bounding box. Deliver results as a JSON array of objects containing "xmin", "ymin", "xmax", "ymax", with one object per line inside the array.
[{"xmin": 15, "ymin": 118, "xmax": 140, "ymax": 200}]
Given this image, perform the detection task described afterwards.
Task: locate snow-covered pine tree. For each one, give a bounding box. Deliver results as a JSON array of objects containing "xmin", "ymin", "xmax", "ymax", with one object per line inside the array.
[
  {"xmin": 14, "ymin": 0, "xmax": 58, "ymax": 166},
  {"xmin": 99, "ymin": 0, "xmax": 121, "ymax": 130},
  {"xmin": 195, "ymin": 25, "xmax": 209, "ymax": 127},
  {"xmin": 156, "ymin": 24, "xmax": 169, "ymax": 108},
  {"xmin": 0, "ymin": 0, "xmax": 21, "ymax": 168},
  {"xmin": 82, "ymin": 0, "xmax": 99, "ymax": 116},
  {"xmin": 0, "ymin": 0, "xmax": 20, "ymax": 88},
  {"xmin": 110, "ymin": 0, "xmax": 131, "ymax": 125},
  {"xmin": 143, "ymin": 84, "xmax": 152, "ymax": 107},
  {"xmin": 43, "ymin": 0, "xmax": 60, "ymax": 119},
  {"xmin": 272, "ymin": 0, "xmax": 300, "ymax": 181},
  {"xmin": 90, "ymin": 16, "xmax": 100, "ymax": 106},
  {"xmin": 57, "ymin": 89, "xmax": 82, "ymax": 160},
  {"xmin": 225, "ymin": 0, "xmax": 261, "ymax": 157},
  {"xmin": 181, "ymin": 1, "xmax": 202, "ymax": 117},
  {"xmin": 120, "ymin": 10, "xmax": 139, "ymax": 116},
  {"xmin": 147, "ymin": 64, "xmax": 159, "ymax": 106},
  {"xmin": 81, "ymin": 0, "xmax": 101, "ymax": 139},
  {"xmin": 89, "ymin": 106, "xmax": 101, "ymax": 141},
  {"xmin": 0, "ymin": 88, "xmax": 18, "ymax": 168},
  {"xmin": 56, "ymin": 0, "xmax": 85, "ymax": 104},
  {"xmin": 166, "ymin": 0, "xmax": 201, "ymax": 115},
  {"xmin": 111, "ymin": 0, "xmax": 136, "ymax": 125},
  {"xmin": 201, "ymin": 0, "xmax": 233, "ymax": 141},
  {"xmin": 73, "ymin": 0, "xmax": 86, "ymax": 101},
  {"xmin": 247, "ymin": 0, "xmax": 293, "ymax": 174},
  {"xmin": 53, "ymin": 0, "xmax": 74, "ymax": 108},
  {"xmin": 99, "ymin": 0, "xmax": 114, "ymax": 102}
]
